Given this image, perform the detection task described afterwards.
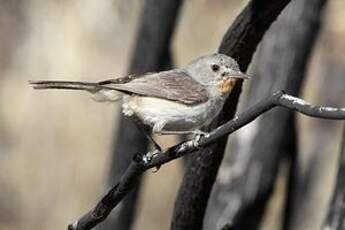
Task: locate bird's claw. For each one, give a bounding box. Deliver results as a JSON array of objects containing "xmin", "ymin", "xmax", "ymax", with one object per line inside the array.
[
  {"xmin": 143, "ymin": 149, "xmax": 160, "ymax": 163},
  {"xmin": 193, "ymin": 130, "xmax": 209, "ymax": 148},
  {"xmin": 142, "ymin": 149, "xmax": 162, "ymax": 172},
  {"xmin": 152, "ymin": 165, "xmax": 161, "ymax": 173}
]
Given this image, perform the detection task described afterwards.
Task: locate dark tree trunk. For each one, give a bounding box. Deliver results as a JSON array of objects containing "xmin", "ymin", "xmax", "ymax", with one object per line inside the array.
[
  {"xmin": 98, "ymin": 1, "xmax": 183, "ymax": 229},
  {"xmin": 171, "ymin": 1, "xmax": 292, "ymax": 229},
  {"xmin": 323, "ymin": 124, "xmax": 345, "ymax": 230},
  {"xmin": 203, "ymin": 0, "xmax": 327, "ymax": 229}
]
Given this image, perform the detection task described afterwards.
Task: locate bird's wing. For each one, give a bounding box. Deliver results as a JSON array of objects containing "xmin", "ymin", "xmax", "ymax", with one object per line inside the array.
[{"xmin": 98, "ymin": 70, "xmax": 209, "ymax": 105}]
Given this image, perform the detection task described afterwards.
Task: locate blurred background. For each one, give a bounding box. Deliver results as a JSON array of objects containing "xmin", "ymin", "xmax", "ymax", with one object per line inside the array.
[{"xmin": 0, "ymin": 0, "xmax": 344, "ymax": 229}]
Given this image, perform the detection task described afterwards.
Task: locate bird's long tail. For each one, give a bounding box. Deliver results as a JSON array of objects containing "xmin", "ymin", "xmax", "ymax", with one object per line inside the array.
[
  {"xmin": 29, "ymin": 80, "xmax": 100, "ymax": 91},
  {"xmin": 29, "ymin": 80, "xmax": 121, "ymax": 102}
]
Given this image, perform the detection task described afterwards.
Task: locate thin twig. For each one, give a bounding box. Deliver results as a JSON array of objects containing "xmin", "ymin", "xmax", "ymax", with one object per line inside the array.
[{"xmin": 68, "ymin": 91, "xmax": 345, "ymax": 230}]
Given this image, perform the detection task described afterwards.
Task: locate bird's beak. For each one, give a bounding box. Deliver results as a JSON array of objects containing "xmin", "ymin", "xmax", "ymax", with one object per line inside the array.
[{"xmin": 228, "ymin": 71, "xmax": 250, "ymax": 80}]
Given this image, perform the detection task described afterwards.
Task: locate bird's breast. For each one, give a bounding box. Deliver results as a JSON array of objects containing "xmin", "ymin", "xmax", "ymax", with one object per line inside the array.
[{"xmin": 217, "ymin": 79, "xmax": 237, "ymax": 95}]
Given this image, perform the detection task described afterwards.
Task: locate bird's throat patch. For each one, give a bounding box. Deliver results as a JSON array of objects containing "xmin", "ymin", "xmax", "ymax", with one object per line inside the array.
[{"xmin": 218, "ymin": 79, "xmax": 236, "ymax": 94}]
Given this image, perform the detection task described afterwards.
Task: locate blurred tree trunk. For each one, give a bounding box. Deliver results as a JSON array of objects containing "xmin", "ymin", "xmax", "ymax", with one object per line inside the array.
[
  {"xmin": 0, "ymin": 0, "xmax": 25, "ymax": 224},
  {"xmin": 0, "ymin": 0, "xmax": 24, "ymax": 74},
  {"xmin": 171, "ymin": 1, "xmax": 292, "ymax": 229},
  {"xmin": 322, "ymin": 124, "xmax": 345, "ymax": 230},
  {"xmin": 0, "ymin": 0, "xmax": 24, "ymax": 145},
  {"xmin": 288, "ymin": 31, "xmax": 345, "ymax": 230},
  {"xmin": 204, "ymin": 0, "xmax": 327, "ymax": 229},
  {"xmin": 97, "ymin": 1, "xmax": 183, "ymax": 229}
]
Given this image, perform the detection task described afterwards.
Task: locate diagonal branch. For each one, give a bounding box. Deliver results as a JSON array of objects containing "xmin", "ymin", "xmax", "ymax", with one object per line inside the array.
[{"xmin": 68, "ymin": 91, "xmax": 345, "ymax": 230}]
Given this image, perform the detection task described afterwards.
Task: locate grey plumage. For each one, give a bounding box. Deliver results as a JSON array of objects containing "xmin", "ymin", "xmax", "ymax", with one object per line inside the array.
[{"xmin": 30, "ymin": 53, "xmax": 249, "ymax": 135}]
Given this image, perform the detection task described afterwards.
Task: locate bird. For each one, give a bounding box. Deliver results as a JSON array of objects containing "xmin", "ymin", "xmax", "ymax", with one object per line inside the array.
[{"xmin": 30, "ymin": 53, "xmax": 249, "ymax": 150}]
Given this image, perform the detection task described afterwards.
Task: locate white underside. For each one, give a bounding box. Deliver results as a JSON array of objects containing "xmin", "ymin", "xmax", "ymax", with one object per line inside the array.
[
  {"xmin": 91, "ymin": 89, "xmax": 121, "ymax": 102},
  {"xmin": 122, "ymin": 95, "xmax": 224, "ymax": 134},
  {"xmin": 90, "ymin": 89, "xmax": 225, "ymax": 134}
]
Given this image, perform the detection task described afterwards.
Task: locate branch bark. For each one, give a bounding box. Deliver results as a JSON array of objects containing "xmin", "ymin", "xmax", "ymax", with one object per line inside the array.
[
  {"xmin": 68, "ymin": 91, "xmax": 345, "ymax": 230},
  {"xmin": 171, "ymin": 0, "xmax": 291, "ymax": 229},
  {"xmin": 204, "ymin": 0, "xmax": 328, "ymax": 229},
  {"xmin": 97, "ymin": 1, "xmax": 182, "ymax": 229},
  {"xmin": 322, "ymin": 124, "xmax": 345, "ymax": 230}
]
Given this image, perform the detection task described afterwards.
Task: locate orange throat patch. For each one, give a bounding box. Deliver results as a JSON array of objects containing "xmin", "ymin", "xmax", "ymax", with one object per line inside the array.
[{"xmin": 217, "ymin": 79, "xmax": 236, "ymax": 95}]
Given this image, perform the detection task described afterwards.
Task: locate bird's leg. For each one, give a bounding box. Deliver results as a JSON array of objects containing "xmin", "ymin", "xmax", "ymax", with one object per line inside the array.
[
  {"xmin": 192, "ymin": 130, "xmax": 210, "ymax": 137},
  {"xmin": 157, "ymin": 129, "xmax": 209, "ymax": 137},
  {"xmin": 131, "ymin": 116, "xmax": 162, "ymax": 153},
  {"xmin": 156, "ymin": 129, "xmax": 209, "ymax": 148},
  {"xmin": 157, "ymin": 130, "xmax": 195, "ymax": 135}
]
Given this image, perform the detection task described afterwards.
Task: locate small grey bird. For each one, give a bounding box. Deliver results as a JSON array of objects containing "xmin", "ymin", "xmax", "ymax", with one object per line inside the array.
[{"xmin": 30, "ymin": 53, "xmax": 249, "ymax": 148}]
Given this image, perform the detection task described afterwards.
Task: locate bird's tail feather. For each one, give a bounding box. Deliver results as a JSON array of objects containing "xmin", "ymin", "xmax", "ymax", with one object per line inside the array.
[
  {"xmin": 29, "ymin": 80, "xmax": 121, "ymax": 102},
  {"xmin": 29, "ymin": 80, "xmax": 99, "ymax": 92}
]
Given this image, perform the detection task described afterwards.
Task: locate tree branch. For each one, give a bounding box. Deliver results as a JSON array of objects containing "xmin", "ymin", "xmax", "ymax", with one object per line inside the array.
[{"xmin": 68, "ymin": 91, "xmax": 345, "ymax": 230}]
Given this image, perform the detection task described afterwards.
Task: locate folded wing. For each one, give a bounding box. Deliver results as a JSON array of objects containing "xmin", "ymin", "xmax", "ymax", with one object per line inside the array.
[{"xmin": 99, "ymin": 70, "xmax": 209, "ymax": 105}]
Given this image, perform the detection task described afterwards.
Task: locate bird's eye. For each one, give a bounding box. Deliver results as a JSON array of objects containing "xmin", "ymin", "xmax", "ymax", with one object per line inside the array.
[{"xmin": 211, "ymin": 64, "xmax": 220, "ymax": 72}]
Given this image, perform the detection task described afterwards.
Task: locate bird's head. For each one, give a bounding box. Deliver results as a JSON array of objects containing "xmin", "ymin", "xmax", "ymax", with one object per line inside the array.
[{"xmin": 186, "ymin": 53, "xmax": 250, "ymax": 95}]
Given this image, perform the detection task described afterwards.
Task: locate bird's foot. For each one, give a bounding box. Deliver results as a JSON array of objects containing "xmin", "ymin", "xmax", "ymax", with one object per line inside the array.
[
  {"xmin": 193, "ymin": 130, "xmax": 210, "ymax": 148},
  {"xmin": 143, "ymin": 149, "xmax": 160, "ymax": 163},
  {"xmin": 142, "ymin": 149, "xmax": 161, "ymax": 172},
  {"xmin": 152, "ymin": 165, "xmax": 161, "ymax": 173}
]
